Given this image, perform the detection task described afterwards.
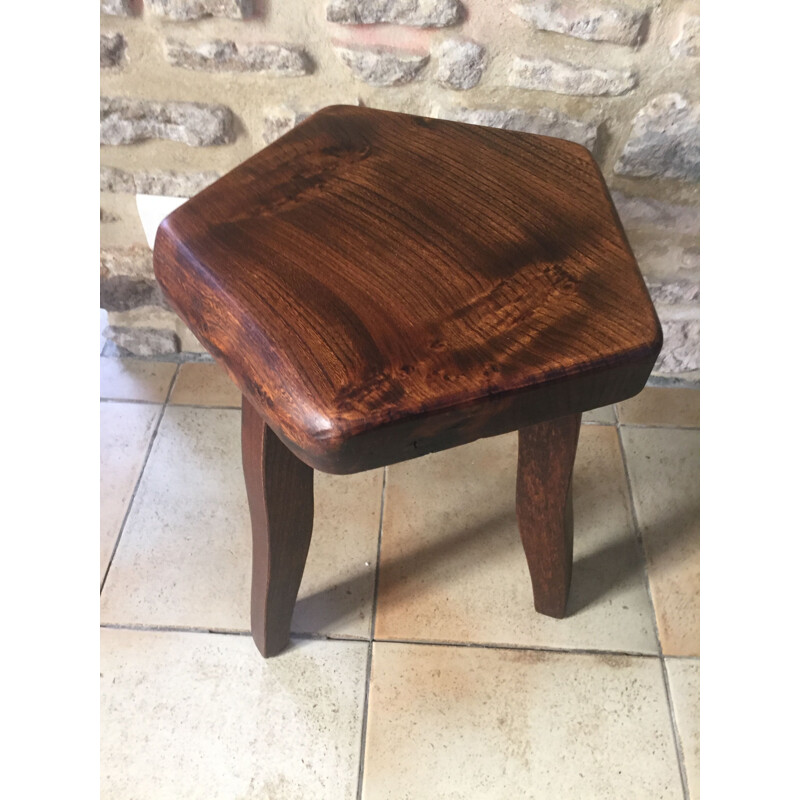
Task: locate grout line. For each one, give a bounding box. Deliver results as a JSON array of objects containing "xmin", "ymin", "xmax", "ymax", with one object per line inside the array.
[
  {"xmin": 661, "ymin": 657, "xmax": 692, "ymax": 798},
  {"xmin": 367, "ymin": 636, "xmax": 659, "ymax": 659},
  {"xmin": 355, "ymin": 465, "xmax": 388, "ymax": 800},
  {"xmin": 101, "ymin": 397, "xmax": 242, "ymax": 411},
  {"xmin": 618, "ymin": 422, "xmax": 699, "ymax": 431},
  {"xmin": 99, "ymin": 622, "xmax": 373, "ymax": 642},
  {"xmin": 100, "ymin": 368, "xmax": 180, "ymax": 595},
  {"xmin": 370, "ymin": 466, "xmax": 389, "ymax": 643},
  {"xmin": 169, "ymin": 403, "xmax": 242, "ymax": 410},
  {"xmin": 101, "ymin": 397, "xmax": 163, "ymax": 406},
  {"xmin": 99, "ymin": 622, "xmax": 663, "ymax": 660},
  {"xmin": 101, "ymin": 622, "xmax": 252, "ymax": 636},
  {"xmin": 615, "ymin": 422, "xmax": 690, "ymax": 800}
]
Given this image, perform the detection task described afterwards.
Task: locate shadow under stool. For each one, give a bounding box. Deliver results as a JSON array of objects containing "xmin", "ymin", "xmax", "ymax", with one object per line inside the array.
[{"xmin": 153, "ymin": 106, "xmax": 662, "ymax": 658}]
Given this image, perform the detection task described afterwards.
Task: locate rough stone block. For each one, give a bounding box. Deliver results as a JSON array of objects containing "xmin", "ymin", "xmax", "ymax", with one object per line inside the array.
[
  {"xmin": 434, "ymin": 39, "xmax": 486, "ymax": 90},
  {"xmin": 512, "ymin": 1, "xmax": 648, "ymax": 46},
  {"xmin": 101, "ymin": 276, "xmax": 166, "ymax": 312},
  {"xmin": 610, "ymin": 192, "xmax": 699, "ymax": 281},
  {"xmin": 510, "ymin": 56, "xmax": 636, "ymax": 96},
  {"xmin": 654, "ymin": 319, "xmax": 699, "ymax": 373},
  {"xmin": 101, "ymin": 166, "xmax": 136, "ymax": 193},
  {"xmin": 101, "ymin": 0, "xmax": 134, "ymax": 16},
  {"xmin": 433, "ymin": 105, "xmax": 598, "ymax": 152},
  {"xmin": 134, "ymin": 170, "xmax": 220, "ymax": 197},
  {"xmin": 166, "ymin": 40, "xmax": 313, "ymax": 76},
  {"xmin": 104, "ymin": 326, "xmax": 181, "ymax": 356},
  {"xmin": 101, "ymin": 33, "xmax": 126, "ymax": 69},
  {"xmin": 646, "ymin": 279, "xmax": 699, "ymax": 306},
  {"xmin": 334, "ymin": 46, "xmax": 428, "ymax": 86},
  {"xmin": 100, "ymin": 168, "xmax": 219, "ymax": 196},
  {"xmin": 144, "ymin": 0, "xmax": 253, "ymax": 20},
  {"xmin": 610, "ymin": 191, "xmax": 699, "ymax": 237},
  {"xmin": 101, "ymin": 247, "xmax": 154, "ymax": 280},
  {"xmin": 670, "ymin": 14, "xmax": 700, "ymax": 59},
  {"xmin": 100, "ymin": 97, "xmax": 235, "ymax": 146},
  {"xmin": 263, "ymin": 103, "xmax": 360, "ymax": 144},
  {"xmin": 263, "ymin": 107, "xmax": 300, "ymax": 145},
  {"xmin": 615, "ymin": 94, "xmax": 699, "ymax": 181},
  {"xmin": 327, "ymin": 0, "xmax": 462, "ymax": 27}
]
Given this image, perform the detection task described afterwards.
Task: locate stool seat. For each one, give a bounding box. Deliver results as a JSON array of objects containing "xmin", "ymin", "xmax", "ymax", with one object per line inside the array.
[{"xmin": 154, "ymin": 105, "xmax": 661, "ymax": 475}]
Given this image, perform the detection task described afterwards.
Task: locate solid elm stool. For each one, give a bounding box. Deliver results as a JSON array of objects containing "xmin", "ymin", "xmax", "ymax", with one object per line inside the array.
[{"xmin": 153, "ymin": 105, "xmax": 662, "ymax": 658}]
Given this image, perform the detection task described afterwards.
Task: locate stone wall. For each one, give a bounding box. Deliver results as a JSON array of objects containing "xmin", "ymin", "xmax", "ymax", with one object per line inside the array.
[{"xmin": 100, "ymin": 0, "xmax": 700, "ymax": 378}]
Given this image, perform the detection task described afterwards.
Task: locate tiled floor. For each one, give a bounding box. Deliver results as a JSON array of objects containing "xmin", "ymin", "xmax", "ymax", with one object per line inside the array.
[{"xmin": 100, "ymin": 359, "xmax": 699, "ymax": 799}]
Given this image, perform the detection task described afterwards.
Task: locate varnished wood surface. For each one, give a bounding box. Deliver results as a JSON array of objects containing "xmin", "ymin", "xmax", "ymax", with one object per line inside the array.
[
  {"xmin": 155, "ymin": 105, "xmax": 661, "ymax": 473},
  {"xmin": 517, "ymin": 415, "xmax": 582, "ymax": 618},
  {"xmin": 242, "ymin": 395, "xmax": 314, "ymax": 657}
]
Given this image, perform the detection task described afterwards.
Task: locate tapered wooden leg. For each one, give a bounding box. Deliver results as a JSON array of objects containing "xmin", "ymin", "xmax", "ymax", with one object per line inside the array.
[
  {"xmin": 242, "ymin": 396, "xmax": 314, "ymax": 657},
  {"xmin": 517, "ymin": 414, "xmax": 581, "ymax": 618}
]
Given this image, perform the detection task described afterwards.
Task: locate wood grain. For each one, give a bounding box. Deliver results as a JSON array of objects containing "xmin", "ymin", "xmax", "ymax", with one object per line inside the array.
[
  {"xmin": 517, "ymin": 414, "xmax": 582, "ymax": 618},
  {"xmin": 241, "ymin": 395, "xmax": 314, "ymax": 657},
  {"xmin": 155, "ymin": 105, "xmax": 661, "ymax": 473}
]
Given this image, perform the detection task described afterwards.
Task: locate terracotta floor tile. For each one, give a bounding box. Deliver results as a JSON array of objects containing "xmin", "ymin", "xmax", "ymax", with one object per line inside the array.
[
  {"xmin": 101, "ymin": 629, "xmax": 367, "ymax": 799},
  {"xmin": 100, "ymin": 402, "xmax": 160, "ymax": 581},
  {"xmin": 169, "ymin": 362, "xmax": 241, "ymax": 407},
  {"xmin": 666, "ymin": 658, "xmax": 700, "ymax": 799},
  {"xmin": 100, "ymin": 357, "xmax": 176, "ymax": 403},
  {"xmin": 617, "ymin": 387, "xmax": 699, "ymax": 428},
  {"xmin": 362, "ymin": 642, "xmax": 683, "ymax": 799},
  {"xmin": 375, "ymin": 427, "xmax": 658, "ymax": 654},
  {"xmin": 100, "ymin": 406, "xmax": 383, "ymax": 638},
  {"xmin": 621, "ymin": 427, "xmax": 699, "ymax": 656}
]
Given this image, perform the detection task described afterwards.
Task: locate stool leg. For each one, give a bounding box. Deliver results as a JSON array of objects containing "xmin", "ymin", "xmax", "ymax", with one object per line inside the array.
[
  {"xmin": 241, "ymin": 396, "xmax": 314, "ymax": 657},
  {"xmin": 516, "ymin": 414, "xmax": 581, "ymax": 618}
]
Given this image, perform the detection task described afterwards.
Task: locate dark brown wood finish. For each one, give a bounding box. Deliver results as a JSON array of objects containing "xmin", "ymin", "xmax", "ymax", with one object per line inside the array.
[
  {"xmin": 154, "ymin": 105, "xmax": 661, "ymax": 474},
  {"xmin": 517, "ymin": 414, "xmax": 582, "ymax": 618},
  {"xmin": 241, "ymin": 395, "xmax": 314, "ymax": 657}
]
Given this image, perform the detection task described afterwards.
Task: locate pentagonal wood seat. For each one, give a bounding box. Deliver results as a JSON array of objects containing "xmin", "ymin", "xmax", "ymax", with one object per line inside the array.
[{"xmin": 154, "ymin": 106, "xmax": 661, "ymax": 657}]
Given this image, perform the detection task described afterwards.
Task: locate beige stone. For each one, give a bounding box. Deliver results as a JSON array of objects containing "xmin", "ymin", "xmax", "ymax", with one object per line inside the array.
[
  {"xmin": 101, "ymin": 628, "xmax": 367, "ymax": 799},
  {"xmin": 166, "ymin": 40, "xmax": 313, "ymax": 76},
  {"xmin": 104, "ymin": 325, "xmax": 180, "ymax": 356},
  {"xmin": 327, "ymin": 0, "xmax": 462, "ymax": 27},
  {"xmin": 101, "ymin": 0, "xmax": 134, "ymax": 16},
  {"xmin": 104, "ymin": 306, "xmax": 207, "ymax": 355},
  {"xmin": 143, "ymin": 0, "xmax": 253, "ymax": 20},
  {"xmin": 433, "ymin": 104, "xmax": 598, "ymax": 151},
  {"xmin": 656, "ymin": 319, "xmax": 700, "ymax": 374},
  {"xmin": 512, "ymin": 0, "xmax": 649, "ymax": 46},
  {"xmin": 100, "ymin": 33, "xmax": 126, "ymax": 69},
  {"xmin": 671, "ymin": 14, "xmax": 700, "ymax": 59},
  {"xmin": 433, "ymin": 38, "xmax": 486, "ymax": 89},
  {"xmin": 621, "ymin": 427, "xmax": 699, "ymax": 656},
  {"xmin": 615, "ymin": 94, "xmax": 700, "ymax": 182},
  {"xmin": 100, "ymin": 97, "xmax": 236, "ymax": 147},
  {"xmin": 334, "ymin": 45, "xmax": 429, "ymax": 86},
  {"xmin": 510, "ymin": 56, "xmax": 637, "ymax": 97},
  {"xmin": 376, "ymin": 427, "xmax": 659, "ymax": 653},
  {"xmin": 363, "ymin": 643, "xmax": 683, "ymax": 798}
]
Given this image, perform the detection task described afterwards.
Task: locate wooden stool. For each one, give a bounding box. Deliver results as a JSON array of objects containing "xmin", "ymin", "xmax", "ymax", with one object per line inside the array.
[{"xmin": 154, "ymin": 106, "xmax": 662, "ymax": 658}]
